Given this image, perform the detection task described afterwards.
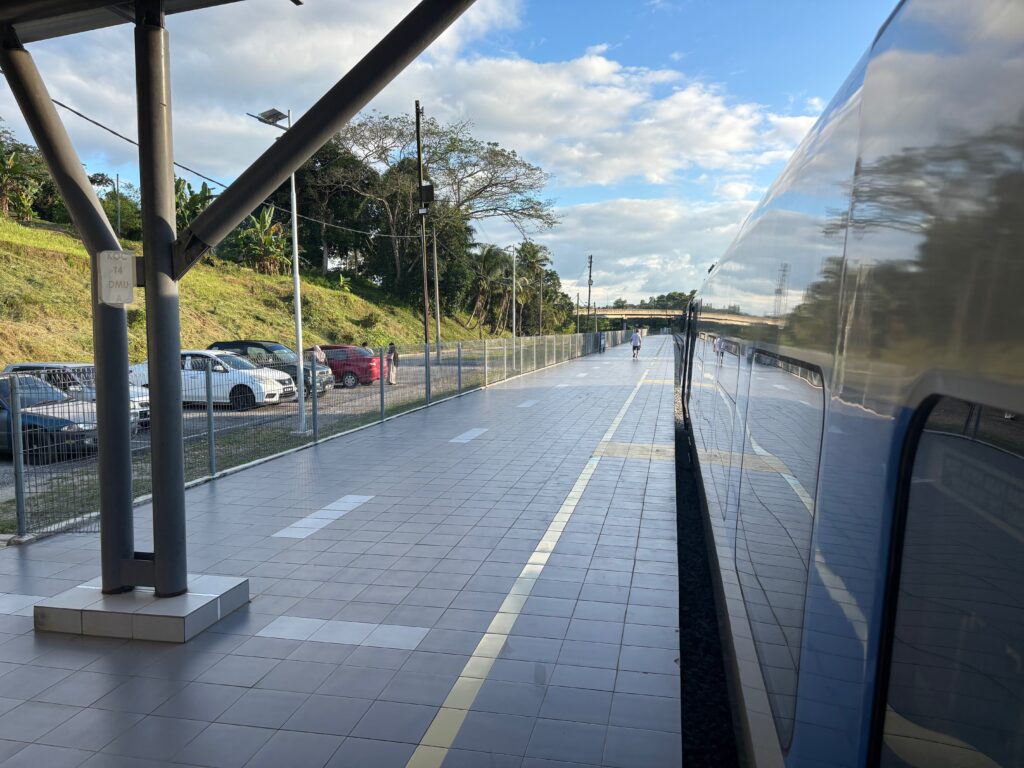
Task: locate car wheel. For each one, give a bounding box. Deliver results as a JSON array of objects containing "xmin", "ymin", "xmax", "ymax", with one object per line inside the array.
[
  {"xmin": 341, "ymin": 372, "xmax": 359, "ymax": 388},
  {"xmin": 229, "ymin": 385, "xmax": 256, "ymax": 411}
]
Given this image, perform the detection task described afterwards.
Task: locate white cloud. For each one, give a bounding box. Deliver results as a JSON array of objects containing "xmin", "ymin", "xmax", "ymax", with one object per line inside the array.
[
  {"xmin": 0, "ymin": 0, "xmax": 820, "ymax": 304},
  {"xmin": 483, "ymin": 196, "xmax": 755, "ymax": 303}
]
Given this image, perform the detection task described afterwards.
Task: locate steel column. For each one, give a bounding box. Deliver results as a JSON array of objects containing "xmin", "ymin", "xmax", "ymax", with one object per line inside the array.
[
  {"xmin": 136, "ymin": 1, "xmax": 187, "ymax": 597},
  {"xmin": 0, "ymin": 36, "xmax": 134, "ymax": 592},
  {"xmin": 379, "ymin": 348, "xmax": 386, "ymax": 420},
  {"xmin": 205, "ymin": 360, "xmax": 216, "ymax": 477}
]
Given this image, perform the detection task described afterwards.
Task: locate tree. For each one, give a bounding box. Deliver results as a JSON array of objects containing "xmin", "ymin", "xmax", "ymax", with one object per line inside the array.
[
  {"xmin": 175, "ymin": 178, "xmax": 214, "ymax": 232},
  {"xmin": 612, "ymin": 298, "xmax": 628, "ymax": 308},
  {"xmin": 233, "ymin": 205, "xmax": 291, "ymax": 276},
  {"xmin": 333, "ymin": 112, "xmax": 556, "ymax": 289}
]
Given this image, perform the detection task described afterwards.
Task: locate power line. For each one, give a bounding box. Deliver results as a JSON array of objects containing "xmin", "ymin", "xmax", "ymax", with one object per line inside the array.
[{"xmin": 26, "ymin": 90, "xmax": 423, "ymax": 241}]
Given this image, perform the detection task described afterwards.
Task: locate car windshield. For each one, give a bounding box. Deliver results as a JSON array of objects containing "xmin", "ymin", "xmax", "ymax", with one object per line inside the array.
[
  {"xmin": 0, "ymin": 376, "xmax": 69, "ymax": 407},
  {"xmin": 263, "ymin": 344, "xmax": 297, "ymax": 363},
  {"xmin": 215, "ymin": 354, "xmax": 257, "ymax": 370}
]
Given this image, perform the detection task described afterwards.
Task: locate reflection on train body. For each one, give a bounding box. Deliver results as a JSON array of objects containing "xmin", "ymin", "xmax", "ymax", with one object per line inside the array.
[{"xmin": 678, "ymin": 1, "xmax": 1024, "ymax": 766}]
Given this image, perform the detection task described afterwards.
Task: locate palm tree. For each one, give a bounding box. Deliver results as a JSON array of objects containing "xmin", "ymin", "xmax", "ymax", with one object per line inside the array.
[
  {"xmin": 468, "ymin": 245, "xmax": 509, "ymax": 332},
  {"xmin": 236, "ymin": 205, "xmax": 291, "ymax": 276}
]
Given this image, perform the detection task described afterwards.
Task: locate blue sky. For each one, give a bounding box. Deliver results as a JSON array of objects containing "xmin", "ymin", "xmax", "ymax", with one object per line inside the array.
[{"xmin": 0, "ymin": 0, "xmax": 897, "ymax": 301}]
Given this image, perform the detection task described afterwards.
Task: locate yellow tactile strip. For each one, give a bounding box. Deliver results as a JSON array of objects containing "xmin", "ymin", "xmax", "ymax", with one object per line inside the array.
[
  {"xmin": 594, "ymin": 442, "xmax": 675, "ymax": 461},
  {"xmin": 405, "ymin": 366, "xmax": 654, "ymax": 768}
]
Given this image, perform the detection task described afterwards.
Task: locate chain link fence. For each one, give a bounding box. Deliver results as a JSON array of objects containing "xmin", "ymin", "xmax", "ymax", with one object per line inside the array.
[{"xmin": 0, "ymin": 330, "xmax": 627, "ymax": 536}]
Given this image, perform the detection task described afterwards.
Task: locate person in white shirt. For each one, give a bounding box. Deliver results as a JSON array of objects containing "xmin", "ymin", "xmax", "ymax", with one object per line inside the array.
[{"xmin": 631, "ymin": 329, "xmax": 642, "ymax": 359}]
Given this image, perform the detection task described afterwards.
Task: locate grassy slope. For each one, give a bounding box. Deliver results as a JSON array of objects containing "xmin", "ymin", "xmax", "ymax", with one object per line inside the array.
[{"xmin": 0, "ymin": 219, "xmax": 495, "ymax": 365}]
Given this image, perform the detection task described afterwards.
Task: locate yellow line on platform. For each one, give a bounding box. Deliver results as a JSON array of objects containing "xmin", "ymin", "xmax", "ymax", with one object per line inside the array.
[{"xmin": 405, "ymin": 367, "xmax": 651, "ymax": 768}]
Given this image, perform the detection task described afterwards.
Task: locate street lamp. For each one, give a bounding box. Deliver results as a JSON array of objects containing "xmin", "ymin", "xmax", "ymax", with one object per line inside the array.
[{"xmin": 248, "ymin": 107, "xmax": 306, "ymax": 433}]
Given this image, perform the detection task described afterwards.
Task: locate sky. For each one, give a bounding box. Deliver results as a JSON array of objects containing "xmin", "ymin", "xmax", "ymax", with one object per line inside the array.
[{"xmin": 0, "ymin": 0, "xmax": 896, "ymax": 304}]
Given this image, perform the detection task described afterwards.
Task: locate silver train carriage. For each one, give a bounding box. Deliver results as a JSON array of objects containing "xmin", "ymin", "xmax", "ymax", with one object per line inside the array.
[{"xmin": 678, "ymin": 0, "xmax": 1024, "ymax": 766}]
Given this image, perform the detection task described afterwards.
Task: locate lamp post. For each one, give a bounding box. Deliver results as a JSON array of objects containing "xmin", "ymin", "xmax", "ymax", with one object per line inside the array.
[{"xmin": 248, "ymin": 107, "xmax": 306, "ymax": 432}]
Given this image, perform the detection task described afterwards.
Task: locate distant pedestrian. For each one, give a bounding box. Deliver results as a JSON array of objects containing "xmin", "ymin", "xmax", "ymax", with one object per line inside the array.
[
  {"xmin": 361, "ymin": 341, "xmax": 369, "ymax": 351},
  {"xmin": 387, "ymin": 342, "xmax": 398, "ymax": 385},
  {"xmin": 311, "ymin": 344, "xmax": 326, "ymax": 365},
  {"xmin": 631, "ymin": 328, "xmax": 642, "ymax": 359}
]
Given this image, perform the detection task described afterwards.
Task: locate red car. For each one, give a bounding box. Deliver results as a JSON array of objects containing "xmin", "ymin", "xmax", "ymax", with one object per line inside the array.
[{"xmin": 311, "ymin": 345, "xmax": 384, "ymax": 388}]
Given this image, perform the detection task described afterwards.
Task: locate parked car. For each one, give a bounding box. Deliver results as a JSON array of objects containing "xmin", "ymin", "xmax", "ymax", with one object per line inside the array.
[
  {"xmin": 129, "ymin": 350, "xmax": 295, "ymax": 411},
  {"xmin": 0, "ymin": 375, "xmax": 98, "ymax": 463},
  {"xmin": 311, "ymin": 344, "xmax": 384, "ymax": 388},
  {"xmin": 207, "ymin": 340, "xmax": 333, "ymax": 396},
  {"xmin": 3, "ymin": 362, "xmax": 150, "ymax": 430}
]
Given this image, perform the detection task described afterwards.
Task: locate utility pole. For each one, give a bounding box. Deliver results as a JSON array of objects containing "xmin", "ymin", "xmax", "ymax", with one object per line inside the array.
[
  {"xmin": 538, "ymin": 264, "xmax": 544, "ymax": 335},
  {"xmin": 415, "ymin": 100, "xmax": 432, "ymax": 346},
  {"xmin": 576, "ymin": 292, "xmax": 580, "ymax": 333},
  {"xmin": 511, "ymin": 243, "xmax": 517, "ymax": 362},
  {"xmin": 286, "ymin": 109, "xmax": 306, "ymax": 434},
  {"xmin": 432, "ymin": 226, "xmax": 441, "ymax": 359},
  {"xmin": 586, "ymin": 254, "xmax": 593, "ymax": 331},
  {"xmin": 115, "ymin": 173, "xmax": 121, "ymax": 237}
]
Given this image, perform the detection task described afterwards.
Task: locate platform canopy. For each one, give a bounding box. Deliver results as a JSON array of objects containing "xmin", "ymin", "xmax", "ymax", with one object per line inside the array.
[{"xmin": 0, "ymin": 0, "xmax": 245, "ymax": 43}]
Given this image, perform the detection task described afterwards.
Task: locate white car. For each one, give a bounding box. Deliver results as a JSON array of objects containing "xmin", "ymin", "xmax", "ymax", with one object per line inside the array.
[{"xmin": 129, "ymin": 351, "xmax": 295, "ymax": 410}]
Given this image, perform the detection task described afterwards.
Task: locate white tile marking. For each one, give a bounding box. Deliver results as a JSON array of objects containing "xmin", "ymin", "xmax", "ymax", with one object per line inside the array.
[
  {"xmin": 517, "ymin": 400, "xmax": 538, "ymax": 408},
  {"xmin": 556, "ymin": 384, "xmax": 569, "ymax": 388},
  {"xmin": 450, "ymin": 428, "xmax": 488, "ymax": 443},
  {"xmin": 272, "ymin": 494, "xmax": 374, "ymax": 539},
  {"xmin": 0, "ymin": 593, "xmax": 47, "ymax": 616},
  {"xmin": 258, "ymin": 615, "xmax": 429, "ymax": 650},
  {"xmin": 576, "ymin": 373, "xmax": 588, "ymax": 378}
]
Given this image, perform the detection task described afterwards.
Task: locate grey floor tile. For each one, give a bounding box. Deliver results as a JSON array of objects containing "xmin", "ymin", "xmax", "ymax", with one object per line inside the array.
[
  {"xmin": 101, "ymin": 715, "xmax": 207, "ymax": 760},
  {"xmin": 0, "ymin": 743, "xmax": 92, "ymax": 768},
  {"xmin": 255, "ymin": 659, "xmax": 336, "ymax": 693},
  {"xmin": 195, "ymin": 655, "xmax": 279, "ymax": 687},
  {"xmin": 245, "ymin": 729, "xmax": 343, "ymax": 768},
  {"xmin": 526, "ymin": 718, "xmax": 606, "ymax": 765},
  {"xmin": 284, "ymin": 694, "xmax": 372, "ymax": 736},
  {"xmin": 37, "ymin": 707, "xmax": 144, "ymax": 751},
  {"xmin": 614, "ymin": 671, "xmax": 678, "ymax": 698},
  {"xmin": 173, "ymin": 722, "xmax": 273, "ymax": 768},
  {"xmin": 473, "ymin": 679, "xmax": 547, "ymax": 717},
  {"xmin": 549, "ymin": 664, "xmax": 616, "ymax": 692},
  {"xmin": 609, "ymin": 692, "xmax": 681, "ymax": 733},
  {"xmin": 452, "ymin": 709, "xmax": 535, "ymax": 755},
  {"xmin": 316, "ymin": 666, "xmax": 395, "ymax": 699},
  {"xmin": 539, "ymin": 685, "xmax": 613, "ymax": 724},
  {"xmin": 557, "ymin": 640, "xmax": 620, "ymax": 669},
  {"xmin": 0, "ymin": 664, "xmax": 72, "ymax": 700},
  {"xmin": 379, "ymin": 671, "xmax": 456, "ymax": 706},
  {"xmin": 34, "ymin": 670, "xmax": 130, "ymax": 707},
  {"xmin": 325, "ymin": 737, "xmax": 415, "ymax": 768},
  {"xmin": 217, "ymin": 688, "xmax": 308, "ymax": 729},
  {"xmin": 441, "ymin": 747, "xmax": 522, "ymax": 768},
  {"xmin": 349, "ymin": 700, "xmax": 437, "ymax": 743},
  {"xmin": 0, "ymin": 701, "xmax": 80, "ymax": 741},
  {"xmin": 152, "ymin": 682, "xmax": 245, "ymax": 722},
  {"xmin": 603, "ymin": 725, "xmax": 682, "ymax": 767}
]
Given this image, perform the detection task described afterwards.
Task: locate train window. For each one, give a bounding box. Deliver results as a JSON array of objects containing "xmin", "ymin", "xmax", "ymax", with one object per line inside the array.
[
  {"xmin": 735, "ymin": 350, "xmax": 825, "ymax": 749},
  {"xmin": 880, "ymin": 398, "xmax": 1023, "ymax": 767}
]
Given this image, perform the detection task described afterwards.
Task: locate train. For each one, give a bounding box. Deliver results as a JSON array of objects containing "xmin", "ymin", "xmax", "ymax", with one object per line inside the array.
[{"xmin": 677, "ymin": 1, "xmax": 1023, "ymax": 766}]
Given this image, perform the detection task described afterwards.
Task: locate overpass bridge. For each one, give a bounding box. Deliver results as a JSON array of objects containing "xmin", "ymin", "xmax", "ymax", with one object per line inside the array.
[{"xmin": 596, "ymin": 307, "xmax": 776, "ymax": 328}]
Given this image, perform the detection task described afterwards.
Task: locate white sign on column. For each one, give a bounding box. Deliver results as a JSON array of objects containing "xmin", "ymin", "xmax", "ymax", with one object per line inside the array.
[{"xmin": 98, "ymin": 250, "xmax": 136, "ymax": 306}]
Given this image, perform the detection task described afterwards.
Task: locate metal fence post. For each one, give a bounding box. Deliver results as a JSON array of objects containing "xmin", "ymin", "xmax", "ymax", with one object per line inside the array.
[
  {"xmin": 424, "ymin": 343, "xmax": 431, "ymax": 405},
  {"xmin": 484, "ymin": 340, "xmax": 489, "ymax": 386},
  {"xmin": 204, "ymin": 360, "xmax": 216, "ymax": 477},
  {"xmin": 311, "ymin": 365, "xmax": 319, "ymax": 443},
  {"xmin": 10, "ymin": 377, "xmax": 27, "ymax": 538},
  {"xmin": 380, "ymin": 347, "xmax": 386, "ymax": 421},
  {"xmin": 457, "ymin": 342, "xmax": 463, "ymax": 393},
  {"xmin": 503, "ymin": 338, "xmax": 507, "ymax": 380}
]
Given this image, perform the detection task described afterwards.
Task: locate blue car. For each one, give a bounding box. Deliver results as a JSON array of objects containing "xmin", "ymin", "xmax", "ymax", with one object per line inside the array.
[{"xmin": 0, "ymin": 375, "xmax": 98, "ymax": 464}]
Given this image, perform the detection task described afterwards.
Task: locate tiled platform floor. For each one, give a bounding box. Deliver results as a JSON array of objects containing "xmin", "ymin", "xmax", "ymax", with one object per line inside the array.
[{"xmin": 0, "ymin": 337, "xmax": 680, "ymax": 767}]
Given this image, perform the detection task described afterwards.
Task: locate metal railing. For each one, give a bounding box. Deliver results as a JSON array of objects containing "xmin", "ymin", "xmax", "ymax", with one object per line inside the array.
[{"xmin": 0, "ymin": 330, "xmax": 627, "ymax": 537}]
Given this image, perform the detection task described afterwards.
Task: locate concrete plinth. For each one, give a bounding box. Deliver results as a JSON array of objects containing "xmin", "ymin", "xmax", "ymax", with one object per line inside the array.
[{"xmin": 33, "ymin": 574, "xmax": 249, "ymax": 643}]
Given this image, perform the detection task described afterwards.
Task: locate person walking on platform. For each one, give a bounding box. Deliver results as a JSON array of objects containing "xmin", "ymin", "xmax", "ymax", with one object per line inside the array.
[
  {"xmin": 631, "ymin": 328, "xmax": 642, "ymax": 359},
  {"xmin": 387, "ymin": 342, "xmax": 399, "ymax": 385}
]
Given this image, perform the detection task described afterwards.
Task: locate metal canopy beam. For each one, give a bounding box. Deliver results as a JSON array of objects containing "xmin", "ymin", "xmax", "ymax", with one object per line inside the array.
[
  {"xmin": 1, "ymin": 1, "xmax": 243, "ymax": 44},
  {"xmin": 173, "ymin": 0, "xmax": 478, "ymax": 279},
  {"xmin": 0, "ymin": 31, "xmax": 135, "ymax": 594}
]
